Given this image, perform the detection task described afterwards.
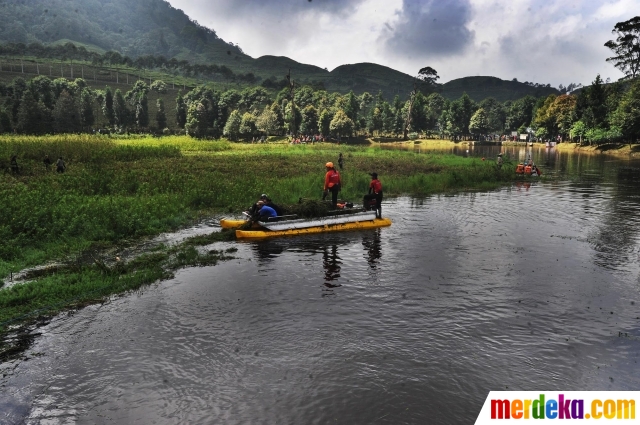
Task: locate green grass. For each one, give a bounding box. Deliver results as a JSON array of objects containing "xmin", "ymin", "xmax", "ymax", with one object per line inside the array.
[{"xmin": 0, "ymin": 134, "xmax": 516, "ymax": 337}]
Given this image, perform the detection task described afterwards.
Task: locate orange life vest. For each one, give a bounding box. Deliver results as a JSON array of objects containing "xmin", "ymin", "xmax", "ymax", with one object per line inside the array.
[{"xmin": 324, "ymin": 169, "xmax": 341, "ymax": 190}]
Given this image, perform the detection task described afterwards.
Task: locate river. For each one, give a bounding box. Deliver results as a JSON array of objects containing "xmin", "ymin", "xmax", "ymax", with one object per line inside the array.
[{"xmin": 2, "ymin": 146, "xmax": 640, "ymax": 424}]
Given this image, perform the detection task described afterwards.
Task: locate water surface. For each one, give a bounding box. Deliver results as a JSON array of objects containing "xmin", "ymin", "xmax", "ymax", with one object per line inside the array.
[{"xmin": 2, "ymin": 147, "xmax": 640, "ymax": 424}]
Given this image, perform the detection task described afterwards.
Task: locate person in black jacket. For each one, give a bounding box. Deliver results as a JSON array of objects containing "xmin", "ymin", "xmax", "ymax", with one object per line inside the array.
[{"xmin": 363, "ymin": 172, "xmax": 383, "ymax": 218}]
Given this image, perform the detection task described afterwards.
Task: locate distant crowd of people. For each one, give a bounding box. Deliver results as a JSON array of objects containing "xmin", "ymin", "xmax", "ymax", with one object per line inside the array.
[{"xmin": 289, "ymin": 134, "xmax": 326, "ymax": 144}]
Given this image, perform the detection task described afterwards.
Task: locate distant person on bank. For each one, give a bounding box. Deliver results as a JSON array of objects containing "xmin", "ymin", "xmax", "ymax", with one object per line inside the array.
[
  {"xmin": 56, "ymin": 157, "xmax": 66, "ymax": 173},
  {"xmin": 10, "ymin": 154, "xmax": 19, "ymax": 174}
]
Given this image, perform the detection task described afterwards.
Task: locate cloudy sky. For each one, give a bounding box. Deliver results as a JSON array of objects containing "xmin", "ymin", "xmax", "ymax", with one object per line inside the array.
[{"xmin": 165, "ymin": 0, "xmax": 638, "ymax": 88}]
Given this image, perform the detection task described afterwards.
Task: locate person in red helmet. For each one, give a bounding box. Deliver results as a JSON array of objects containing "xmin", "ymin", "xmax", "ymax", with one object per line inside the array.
[{"xmin": 322, "ymin": 161, "xmax": 341, "ymax": 207}]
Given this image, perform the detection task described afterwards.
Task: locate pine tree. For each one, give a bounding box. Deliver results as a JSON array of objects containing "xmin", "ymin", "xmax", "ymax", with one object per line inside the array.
[
  {"xmin": 175, "ymin": 92, "xmax": 187, "ymax": 129},
  {"xmin": 135, "ymin": 93, "xmax": 149, "ymax": 128},
  {"xmin": 79, "ymin": 88, "xmax": 94, "ymax": 129},
  {"xmin": 113, "ymin": 89, "xmax": 128, "ymax": 127},
  {"xmin": 103, "ymin": 87, "xmax": 115, "ymax": 126}
]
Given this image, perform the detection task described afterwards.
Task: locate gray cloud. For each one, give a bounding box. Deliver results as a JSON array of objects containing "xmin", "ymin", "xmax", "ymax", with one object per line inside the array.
[
  {"xmin": 170, "ymin": 0, "xmax": 367, "ymax": 20},
  {"xmin": 383, "ymin": 0, "xmax": 475, "ymax": 58}
]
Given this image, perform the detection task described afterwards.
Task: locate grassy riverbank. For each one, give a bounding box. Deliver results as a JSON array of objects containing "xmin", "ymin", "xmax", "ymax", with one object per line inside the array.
[
  {"xmin": 555, "ymin": 142, "xmax": 640, "ymax": 157},
  {"xmin": 0, "ymin": 134, "xmax": 515, "ymax": 337}
]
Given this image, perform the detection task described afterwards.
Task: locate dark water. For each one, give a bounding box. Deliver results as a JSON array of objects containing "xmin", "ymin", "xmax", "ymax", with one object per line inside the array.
[{"xmin": 3, "ymin": 147, "xmax": 640, "ymax": 424}]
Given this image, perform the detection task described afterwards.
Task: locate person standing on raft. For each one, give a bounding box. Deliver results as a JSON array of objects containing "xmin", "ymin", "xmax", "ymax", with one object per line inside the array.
[
  {"xmin": 363, "ymin": 172, "xmax": 383, "ymax": 218},
  {"xmin": 322, "ymin": 162, "xmax": 341, "ymax": 207}
]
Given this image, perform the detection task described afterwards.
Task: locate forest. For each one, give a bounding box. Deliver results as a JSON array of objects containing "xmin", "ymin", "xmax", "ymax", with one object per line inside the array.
[
  {"xmin": 0, "ymin": 68, "xmax": 638, "ymax": 146},
  {"xmin": 0, "ymin": 14, "xmax": 638, "ymax": 145}
]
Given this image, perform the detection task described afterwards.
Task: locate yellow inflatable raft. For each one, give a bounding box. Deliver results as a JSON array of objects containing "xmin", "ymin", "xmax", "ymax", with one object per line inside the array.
[
  {"xmin": 236, "ymin": 217, "xmax": 392, "ymax": 240},
  {"xmin": 220, "ymin": 218, "xmax": 249, "ymax": 229}
]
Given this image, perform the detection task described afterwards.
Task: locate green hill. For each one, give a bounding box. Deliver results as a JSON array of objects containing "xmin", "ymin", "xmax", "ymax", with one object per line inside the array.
[
  {"xmin": 440, "ymin": 76, "xmax": 559, "ymax": 102},
  {"xmin": 0, "ymin": 0, "xmax": 559, "ymax": 102}
]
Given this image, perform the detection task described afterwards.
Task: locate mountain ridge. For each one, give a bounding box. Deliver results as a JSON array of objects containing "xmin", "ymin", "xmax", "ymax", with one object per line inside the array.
[{"xmin": 0, "ymin": 0, "xmax": 558, "ymax": 101}]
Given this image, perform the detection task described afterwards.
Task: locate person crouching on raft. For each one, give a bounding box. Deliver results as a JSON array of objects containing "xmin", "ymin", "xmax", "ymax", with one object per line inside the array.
[
  {"xmin": 363, "ymin": 172, "xmax": 383, "ymax": 218},
  {"xmin": 256, "ymin": 200, "xmax": 277, "ymax": 221},
  {"xmin": 323, "ymin": 162, "xmax": 341, "ymax": 207}
]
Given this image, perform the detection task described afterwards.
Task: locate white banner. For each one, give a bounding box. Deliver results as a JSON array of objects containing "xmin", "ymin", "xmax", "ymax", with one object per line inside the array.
[{"xmin": 476, "ymin": 392, "xmax": 638, "ymax": 424}]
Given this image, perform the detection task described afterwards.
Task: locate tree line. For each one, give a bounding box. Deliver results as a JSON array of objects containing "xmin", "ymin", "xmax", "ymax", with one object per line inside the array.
[
  {"xmin": 1, "ymin": 72, "xmax": 639, "ymax": 145},
  {"xmin": 1, "ymin": 15, "xmax": 638, "ymax": 143}
]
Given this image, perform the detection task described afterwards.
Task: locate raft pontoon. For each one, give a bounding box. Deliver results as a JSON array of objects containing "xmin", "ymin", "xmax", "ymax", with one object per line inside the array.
[{"xmin": 221, "ymin": 210, "xmax": 392, "ymax": 239}]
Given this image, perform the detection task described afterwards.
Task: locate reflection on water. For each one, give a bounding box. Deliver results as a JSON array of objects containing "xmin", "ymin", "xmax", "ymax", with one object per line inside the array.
[
  {"xmin": 322, "ymin": 245, "xmax": 342, "ymax": 290},
  {"xmin": 362, "ymin": 229, "xmax": 382, "ymax": 270},
  {"xmin": 3, "ymin": 149, "xmax": 640, "ymax": 424}
]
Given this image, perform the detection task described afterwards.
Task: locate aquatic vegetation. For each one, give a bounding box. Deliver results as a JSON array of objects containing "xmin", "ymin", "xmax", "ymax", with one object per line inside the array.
[{"xmin": 0, "ymin": 134, "xmax": 515, "ymax": 334}]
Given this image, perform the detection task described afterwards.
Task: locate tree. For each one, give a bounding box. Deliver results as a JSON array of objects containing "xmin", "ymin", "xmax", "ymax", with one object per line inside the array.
[
  {"xmin": 0, "ymin": 109, "xmax": 11, "ymax": 133},
  {"xmin": 446, "ymin": 93, "xmax": 477, "ymax": 138},
  {"xmin": 239, "ymin": 112, "xmax": 257, "ymax": 138},
  {"xmin": 79, "ymin": 88, "xmax": 95, "ymax": 129},
  {"xmin": 478, "ymin": 97, "xmax": 506, "ymax": 133},
  {"xmin": 16, "ymin": 91, "xmax": 52, "ymax": 135},
  {"xmin": 359, "ymin": 92, "xmax": 373, "ymax": 114},
  {"xmin": 270, "ymin": 102, "xmax": 285, "ymax": 134},
  {"xmin": 548, "ymin": 94, "xmax": 577, "ymax": 139},
  {"xmin": 605, "ymin": 16, "xmax": 640, "ymax": 79},
  {"xmin": 156, "ymin": 98, "xmax": 167, "ymax": 129},
  {"xmin": 28, "ymin": 75, "xmax": 54, "ymax": 109},
  {"xmin": 329, "ymin": 109, "xmax": 354, "ymax": 138},
  {"xmin": 611, "ymin": 79, "xmax": 640, "ymax": 142},
  {"xmin": 256, "ymin": 106, "xmax": 280, "ymax": 135},
  {"xmin": 223, "ymin": 110, "xmax": 242, "ymax": 141},
  {"xmin": 113, "ymin": 89, "xmax": 129, "ymax": 127},
  {"xmin": 532, "ymin": 94, "xmax": 558, "ymax": 136},
  {"xmin": 283, "ymin": 101, "xmax": 301, "ymax": 135},
  {"xmin": 135, "ymin": 94, "xmax": 149, "ymax": 128},
  {"xmin": 103, "ymin": 87, "xmax": 115, "ymax": 126},
  {"xmin": 150, "ymin": 80, "xmax": 168, "ymax": 94},
  {"xmin": 318, "ymin": 108, "xmax": 333, "ymax": 136},
  {"xmin": 175, "ymin": 92, "xmax": 187, "ymax": 129},
  {"xmin": 505, "ymin": 96, "xmax": 536, "ymax": 132},
  {"xmin": 570, "ymin": 120, "xmax": 587, "ymax": 143},
  {"xmin": 300, "ymin": 105, "xmax": 318, "ymax": 135},
  {"xmin": 239, "ymin": 86, "xmax": 270, "ymax": 110},
  {"xmin": 343, "ymin": 91, "xmax": 360, "ymax": 123},
  {"xmin": 124, "ymin": 82, "xmax": 149, "ymax": 128},
  {"xmin": 575, "ymin": 75, "xmax": 607, "ymax": 130},
  {"xmin": 185, "ymin": 101, "xmax": 208, "ymax": 138},
  {"xmin": 417, "ymin": 66, "xmax": 440, "ymax": 88},
  {"xmin": 392, "ymin": 95, "xmax": 404, "ymax": 136},
  {"xmin": 469, "ymin": 108, "xmax": 489, "ymax": 136},
  {"xmin": 380, "ymin": 101, "xmax": 395, "ymax": 135},
  {"xmin": 53, "ymin": 90, "xmax": 82, "ymax": 133},
  {"xmin": 368, "ymin": 106, "xmax": 383, "ymax": 135}
]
